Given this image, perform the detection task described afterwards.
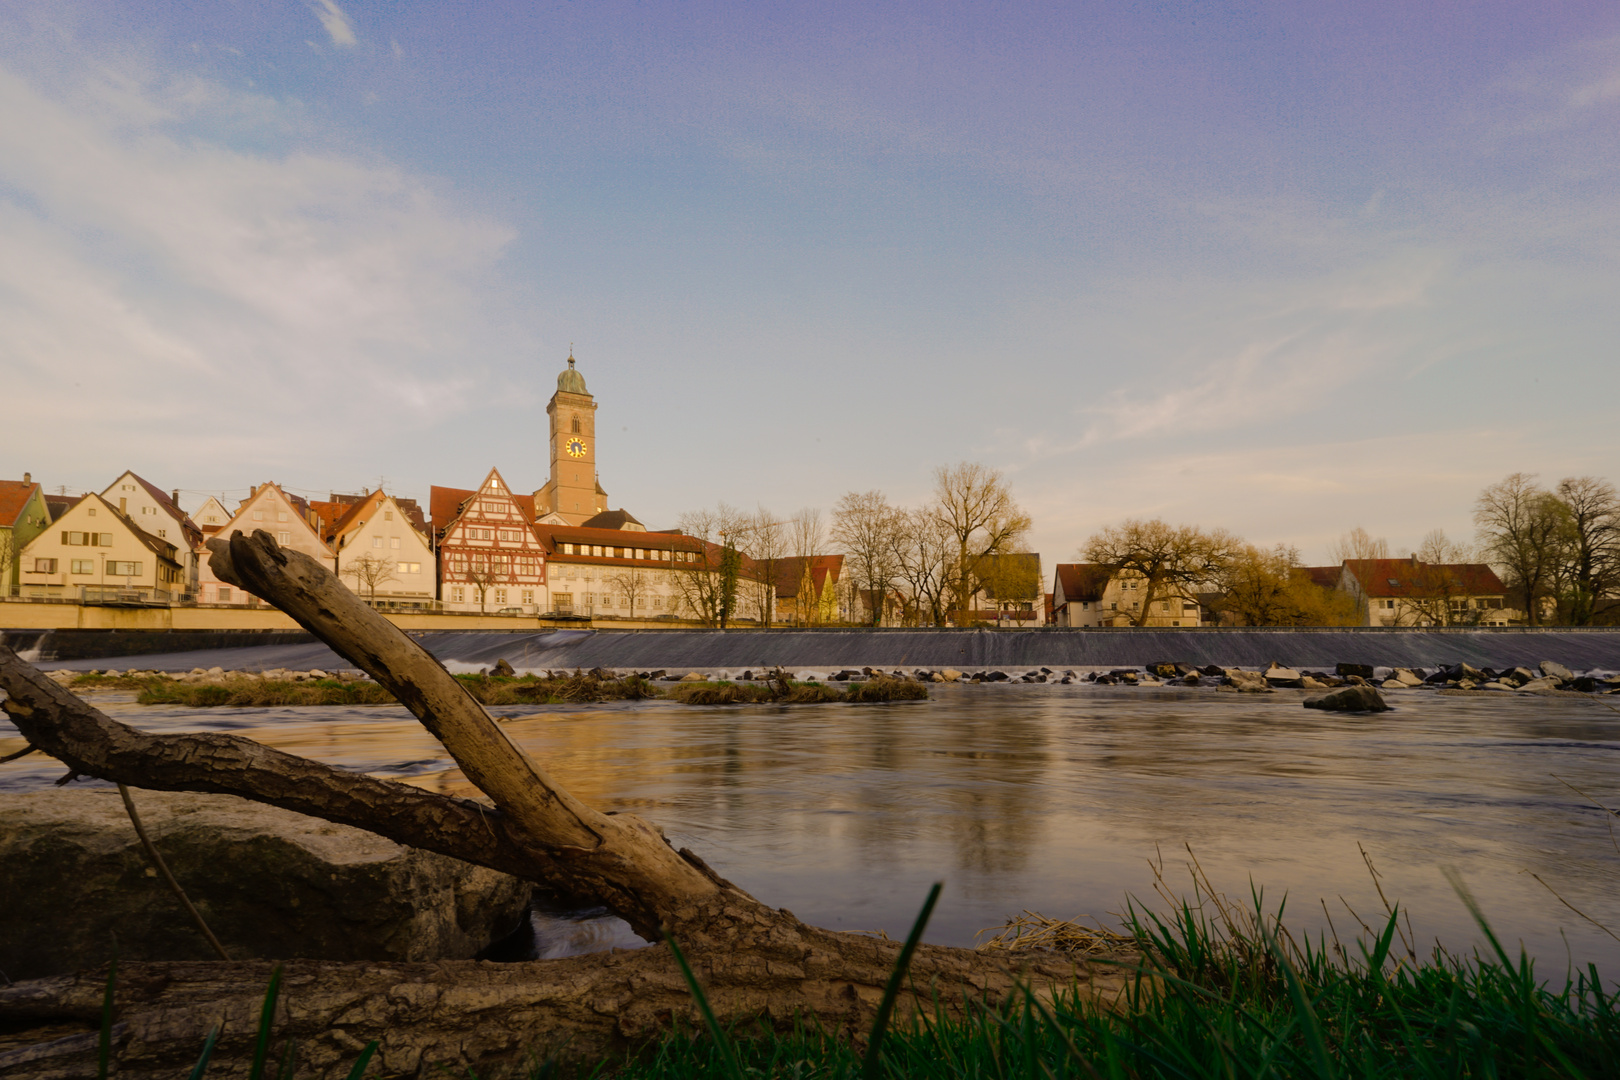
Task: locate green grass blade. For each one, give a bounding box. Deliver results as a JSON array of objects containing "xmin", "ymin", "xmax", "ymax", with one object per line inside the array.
[
  {"xmin": 1263, "ymin": 921, "xmax": 1338, "ymax": 1080},
  {"xmin": 862, "ymin": 880, "xmax": 943, "ymax": 1080},
  {"xmin": 659, "ymin": 928, "xmax": 745, "ymax": 1080},
  {"xmin": 97, "ymin": 958, "xmax": 116, "ymax": 1080},
  {"xmin": 187, "ymin": 1025, "xmax": 221, "ymax": 1080},
  {"xmin": 248, "ymin": 964, "xmax": 284, "ymax": 1080},
  {"xmin": 342, "ymin": 1040, "xmax": 379, "ymax": 1080}
]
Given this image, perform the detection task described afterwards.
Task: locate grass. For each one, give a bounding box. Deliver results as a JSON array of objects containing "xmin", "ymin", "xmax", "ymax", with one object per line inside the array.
[
  {"xmin": 602, "ymin": 858, "xmax": 1620, "ymax": 1080},
  {"xmin": 663, "ymin": 677, "xmax": 927, "ymax": 706},
  {"xmin": 71, "ymin": 670, "xmax": 915, "ymax": 707},
  {"xmin": 70, "ymin": 671, "xmax": 659, "ymax": 707}
]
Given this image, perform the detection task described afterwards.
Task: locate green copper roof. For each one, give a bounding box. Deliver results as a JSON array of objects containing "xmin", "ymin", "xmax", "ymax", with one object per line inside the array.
[{"xmin": 557, "ymin": 355, "xmax": 588, "ymax": 395}]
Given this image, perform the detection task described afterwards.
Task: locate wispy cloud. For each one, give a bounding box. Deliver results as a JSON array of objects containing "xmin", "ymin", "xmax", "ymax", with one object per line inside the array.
[
  {"xmin": 309, "ymin": 0, "xmax": 357, "ymax": 49},
  {"xmin": 0, "ymin": 52, "xmax": 518, "ymax": 482}
]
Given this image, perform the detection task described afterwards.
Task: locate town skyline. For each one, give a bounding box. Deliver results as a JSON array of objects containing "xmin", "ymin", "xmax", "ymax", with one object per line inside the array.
[{"xmin": 2, "ymin": 2, "xmax": 1618, "ymax": 566}]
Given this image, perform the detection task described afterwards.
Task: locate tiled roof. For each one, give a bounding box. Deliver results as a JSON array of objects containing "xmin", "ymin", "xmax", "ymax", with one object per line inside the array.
[
  {"xmin": 1053, "ymin": 563, "xmax": 1111, "ymax": 603},
  {"xmin": 580, "ymin": 508, "xmax": 644, "ymax": 530},
  {"xmin": 0, "ymin": 480, "xmax": 42, "ymax": 529},
  {"xmin": 1299, "ymin": 566, "xmax": 1342, "ymax": 589},
  {"xmin": 121, "ymin": 472, "xmax": 203, "ymax": 547},
  {"xmin": 773, "ymin": 555, "xmax": 843, "ymax": 598},
  {"xmin": 1343, "ymin": 558, "xmax": 1505, "ymax": 598},
  {"xmin": 431, "ymin": 485, "xmax": 536, "ymax": 536},
  {"xmin": 43, "ymin": 495, "xmax": 75, "ymax": 521}
]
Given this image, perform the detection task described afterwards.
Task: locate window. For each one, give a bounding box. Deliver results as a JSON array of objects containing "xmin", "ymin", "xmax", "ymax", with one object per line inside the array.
[
  {"xmin": 494, "ymin": 588, "xmax": 508, "ymax": 604},
  {"xmin": 384, "ymin": 511, "xmax": 394, "ymax": 521},
  {"xmin": 33, "ymin": 557, "xmax": 58, "ymax": 573},
  {"xmin": 390, "ymin": 537, "xmax": 400, "ymax": 549},
  {"xmin": 563, "ymin": 543, "xmax": 574, "ymax": 555},
  {"xmin": 1383, "ymin": 599, "xmax": 1395, "ymax": 609},
  {"xmin": 108, "ymin": 561, "xmax": 142, "ymax": 576},
  {"xmin": 398, "ymin": 562, "xmax": 420, "ymax": 575},
  {"xmin": 253, "ymin": 511, "xmax": 264, "ymax": 521},
  {"xmin": 571, "ymin": 416, "xmax": 580, "ymax": 433},
  {"xmin": 217, "ymin": 586, "xmax": 232, "ymax": 602},
  {"xmin": 593, "ymin": 546, "xmax": 603, "ymax": 557},
  {"xmin": 205, "ymin": 515, "xmax": 218, "ymax": 523},
  {"xmin": 653, "ymin": 596, "xmax": 663, "ymax": 609},
  {"xmin": 1081, "ymin": 601, "xmax": 1089, "ymax": 610},
  {"xmin": 556, "ymin": 593, "xmax": 574, "ymax": 611},
  {"xmin": 277, "ymin": 511, "xmax": 288, "ymax": 522},
  {"xmin": 451, "ymin": 587, "xmax": 465, "ymax": 602},
  {"xmin": 70, "ymin": 559, "xmax": 93, "ymax": 574},
  {"xmin": 521, "ymin": 589, "xmax": 534, "ymax": 604},
  {"xmin": 373, "ymin": 536, "xmax": 383, "ymax": 548},
  {"xmin": 277, "ymin": 531, "xmax": 290, "ymax": 545},
  {"xmin": 87, "ymin": 508, "xmax": 96, "ymax": 517},
  {"xmin": 157, "ymin": 529, "xmax": 166, "ymax": 538},
  {"xmin": 498, "ymin": 529, "xmax": 522, "ymax": 542},
  {"xmin": 481, "ymin": 501, "xmax": 502, "ymax": 514}
]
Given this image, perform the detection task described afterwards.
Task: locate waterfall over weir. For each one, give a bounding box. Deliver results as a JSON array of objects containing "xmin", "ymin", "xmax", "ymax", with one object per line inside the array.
[{"xmin": 17, "ymin": 627, "xmax": 1620, "ymax": 674}]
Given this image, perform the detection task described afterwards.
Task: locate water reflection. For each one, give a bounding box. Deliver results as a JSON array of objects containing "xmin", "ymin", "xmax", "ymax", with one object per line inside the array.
[{"xmin": 4, "ymin": 685, "xmax": 1618, "ymax": 970}]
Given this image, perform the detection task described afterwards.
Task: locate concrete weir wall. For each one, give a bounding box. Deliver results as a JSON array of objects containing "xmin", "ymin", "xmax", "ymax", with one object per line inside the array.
[
  {"xmin": 428, "ymin": 627, "xmax": 1620, "ymax": 673},
  {"xmin": 14, "ymin": 626, "xmax": 1620, "ymax": 674}
]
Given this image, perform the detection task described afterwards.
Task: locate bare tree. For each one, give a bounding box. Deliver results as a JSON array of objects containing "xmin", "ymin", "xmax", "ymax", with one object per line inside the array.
[
  {"xmin": 932, "ymin": 463, "xmax": 1032, "ymax": 621},
  {"xmin": 1083, "ymin": 519, "xmax": 1240, "ymax": 627},
  {"xmin": 1326, "ymin": 526, "xmax": 1390, "ymax": 565},
  {"xmin": 463, "ymin": 552, "xmax": 498, "ymax": 613},
  {"xmin": 672, "ymin": 505, "xmax": 749, "ymax": 627},
  {"xmin": 1474, "ymin": 473, "xmax": 1566, "ymax": 625},
  {"xmin": 1400, "ymin": 530, "xmax": 1480, "ymax": 626},
  {"xmin": 341, "ymin": 553, "xmax": 397, "ymax": 603},
  {"xmin": 831, "ymin": 490, "xmax": 900, "ymax": 626},
  {"xmin": 606, "ymin": 565, "xmax": 652, "ymax": 619},
  {"xmin": 786, "ymin": 507, "xmax": 827, "ymax": 625},
  {"xmin": 0, "ymin": 531, "xmax": 15, "ymax": 598},
  {"xmin": 1553, "ymin": 476, "xmax": 1620, "ymax": 625},
  {"xmin": 890, "ymin": 506, "xmax": 952, "ymax": 625},
  {"xmin": 738, "ymin": 507, "xmax": 787, "ymax": 626}
]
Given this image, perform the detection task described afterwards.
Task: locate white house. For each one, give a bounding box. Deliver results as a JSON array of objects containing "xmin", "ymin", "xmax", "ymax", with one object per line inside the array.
[{"xmin": 196, "ymin": 483, "xmax": 333, "ymax": 605}]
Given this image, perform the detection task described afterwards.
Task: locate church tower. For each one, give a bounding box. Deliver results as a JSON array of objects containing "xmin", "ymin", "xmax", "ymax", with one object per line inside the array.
[{"xmin": 537, "ymin": 352, "xmax": 606, "ymax": 526}]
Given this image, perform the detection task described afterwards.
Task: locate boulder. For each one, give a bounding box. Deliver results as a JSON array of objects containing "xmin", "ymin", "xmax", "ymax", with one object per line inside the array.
[
  {"xmin": 1540, "ymin": 661, "xmax": 1575, "ymax": 682},
  {"xmin": 491, "ymin": 659, "xmax": 516, "ymax": 677},
  {"xmin": 1391, "ymin": 668, "xmax": 1424, "ymax": 687},
  {"xmin": 1481, "ymin": 681, "xmax": 1513, "ymax": 691},
  {"xmin": 1147, "ymin": 662, "xmax": 1180, "ymax": 678},
  {"xmin": 1303, "ymin": 685, "xmax": 1390, "ymax": 713},
  {"xmin": 1299, "ymin": 676, "xmax": 1329, "ymax": 689},
  {"xmin": 940, "ymin": 669, "xmax": 963, "ymax": 683},
  {"xmin": 1454, "ymin": 662, "xmax": 1486, "ymax": 681},
  {"xmin": 1335, "ymin": 663, "xmax": 1375, "ymax": 679},
  {"xmin": 679, "ymin": 671, "xmax": 706, "ymax": 682},
  {"xmin": 0, "ymin": 791, "xmax": 531, "ymax": 982},
  {"xmin": 1571, "ymin": 676, "xmax": 1602, "ymax": 693},
  {"xmin": 1516, "ymin": 677, "xmax": 1559, "ymax": 692},
  {"xmin": 1223, "ymin": 670, "xmax": 1271, "ymax": 693},
  {"xmin": 1264, "ymin": 666, "xmax": 1303, "ymax": 687},
  {"xmin": 1505, "ymin": 667, "xmax": 1537, "ymax": 686}
]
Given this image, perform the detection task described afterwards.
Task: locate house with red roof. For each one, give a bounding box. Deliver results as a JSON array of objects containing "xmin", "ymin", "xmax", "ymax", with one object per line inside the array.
[
  {"xmin": 531, "ymin": 511, "xmax": 712, "ymax": 618},
  {"xmin": 320, "ymin": 490, "xmax": 437, "ymax": 607},
  {"xmin": 433, "ymin": 468, "xmax": 548, "ymax": 613},
  {"xmin": 0, "ymin": 473, "xmax": 53, "ymax": 596},
  {"xmin": 1051, "ymin": 563, "xmax": 1202, "ymax": 627},
  {"xmin": 1339, "ymin": 558, "xmax": 1515, "ymax": 626}
]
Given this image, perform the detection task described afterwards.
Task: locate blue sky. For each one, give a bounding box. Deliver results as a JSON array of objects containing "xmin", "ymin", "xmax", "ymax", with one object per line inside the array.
[{"xmin": 2, "ymin": 1, "xmax": 1617, "ymax": 564}]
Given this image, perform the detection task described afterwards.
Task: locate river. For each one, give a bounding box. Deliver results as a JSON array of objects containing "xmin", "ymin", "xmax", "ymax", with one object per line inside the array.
[{"xmin": 4, "ymin": 683, "xmax": 1619, "ymax": 972}]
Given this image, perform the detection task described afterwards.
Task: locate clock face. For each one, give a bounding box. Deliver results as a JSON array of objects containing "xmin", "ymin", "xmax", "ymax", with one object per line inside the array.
[{"xmin": 566, "ymin": 438, "xmax": 587, "ymax": 458}]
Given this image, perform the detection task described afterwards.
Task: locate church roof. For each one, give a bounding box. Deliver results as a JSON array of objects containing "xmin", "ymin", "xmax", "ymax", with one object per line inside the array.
[{"xmin": 556, "ymin": 354, "xmax": 588, "ymax": 396}]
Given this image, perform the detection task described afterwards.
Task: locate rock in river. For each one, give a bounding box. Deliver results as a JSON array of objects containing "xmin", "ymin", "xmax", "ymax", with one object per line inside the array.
[
  {"xmin": 0, "ymin": 791, "xmax": 532, "ymax": 981},
  {"xmin": 1303, "ymin": 685, "xmax": 1390, "ymax": 713}
]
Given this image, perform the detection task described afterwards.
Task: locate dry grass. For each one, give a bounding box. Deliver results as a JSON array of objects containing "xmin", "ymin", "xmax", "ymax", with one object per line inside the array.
[{"xmin": 975, "ymin": 911, "xmax": 1136, "ymax": 957}]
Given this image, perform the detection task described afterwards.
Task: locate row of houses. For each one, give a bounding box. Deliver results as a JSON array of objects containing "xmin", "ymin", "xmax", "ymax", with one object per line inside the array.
[
  {"xmin": 1050, "ymin": 559, "xmax": 1516, "ymax": 628},
  {"xmin": 0, "ymin": 467, "xmax": 851, "ymax": 623}
]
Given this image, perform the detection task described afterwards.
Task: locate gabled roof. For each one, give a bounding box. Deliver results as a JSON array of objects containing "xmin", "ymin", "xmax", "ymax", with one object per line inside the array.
[
  {"xmin": 50, "ymin": 493, "xmax": 180, "ymax": 565},
  {"xmin": 1343, "ymin": 558, "xmax": 1505, "ymax": 598},
  {"xmin": 1299, "ymin": 566, "xmax": 1342, "ymax": 589},
  {"xmin": 773, "ymin": 555, "xmax": 843, "ymax": 599},
  {"xmin": 1054, "ymin": 563, "xmax": 1111, "ymax": 603},
  {"xmin": 102, "ymin": 471, "xmax": 203, "ymax": 548},
  {"xmin": 0, "ymin": 480, "xmax": 44, "ymax": 530},
  {"xmin": 579, "ymin": 508, "xmax": 644, "ymax": 531},
  {"xmin": 433, "ymin": 470, "xmax": 537, "ymax": 539}
]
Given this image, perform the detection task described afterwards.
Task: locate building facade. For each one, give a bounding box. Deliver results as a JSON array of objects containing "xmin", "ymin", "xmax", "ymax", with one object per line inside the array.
[
  {"xmin": 325, "ymin": 490, "xmax": 438, "ymax": 607},
  {"xmin": 100, "ymin": 471, "xmax": 203, "ymax": 595},
  {"xmin": 1338, "ymin": 558, "xmax": 1515, "ymax": 626},
  {"xmin": 434, "ymin": 468, "xmax": 548, "ymax": 613},
  {"xmin": 196, "ymin": 483, "xmax": 334, "ymax": 605},
  {"xmin": 18, "ymin": 493, "xmax": 184, "ymax": 602},
  {"xmin": 0, "ymin": 474, "xmax": 52, "ymax": 597},
  {"xmin": 1051, "ymin": 563, "xmax": 1202, "ymax": 627}
]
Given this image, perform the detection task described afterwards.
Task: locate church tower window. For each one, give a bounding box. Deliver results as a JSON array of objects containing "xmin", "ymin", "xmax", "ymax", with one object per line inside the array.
[{"xmin": 571, "ymin": 416, "xmax": 581, "ymax": 433}]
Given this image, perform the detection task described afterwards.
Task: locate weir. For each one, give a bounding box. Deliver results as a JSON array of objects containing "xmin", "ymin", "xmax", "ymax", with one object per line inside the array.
[{"xmin": 15, "ymin": 626, "xmax": 1620, "ymax": 673}]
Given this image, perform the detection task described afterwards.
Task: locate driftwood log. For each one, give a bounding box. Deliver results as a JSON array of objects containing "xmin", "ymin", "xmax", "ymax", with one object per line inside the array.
[{"xmin": 0, "ymin": 530, "xmax": 1135, "ymax": 1078}]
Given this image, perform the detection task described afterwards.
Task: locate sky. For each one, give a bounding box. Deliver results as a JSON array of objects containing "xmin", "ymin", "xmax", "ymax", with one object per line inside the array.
[{"xmin": 2, "ymin": 1, "xmax": 1617, "ymax": 566}]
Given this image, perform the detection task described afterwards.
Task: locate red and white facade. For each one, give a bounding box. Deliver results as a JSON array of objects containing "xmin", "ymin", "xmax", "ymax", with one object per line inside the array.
[{"xmin": 433, "ymin": 468, "xmax": 548, "ymax": 613}]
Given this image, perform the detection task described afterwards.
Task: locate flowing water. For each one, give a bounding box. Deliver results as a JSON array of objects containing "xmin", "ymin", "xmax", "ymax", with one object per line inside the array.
[{"xmin": 5, "ymin": 684, "xmax": 1619, "ymax": 972}]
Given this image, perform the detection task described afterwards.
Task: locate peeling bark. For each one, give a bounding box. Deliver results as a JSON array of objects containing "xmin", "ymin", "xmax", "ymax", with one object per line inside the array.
[{"xmin": 0, "ymin": 530, "xmax": 1138, "ymax": 1078}]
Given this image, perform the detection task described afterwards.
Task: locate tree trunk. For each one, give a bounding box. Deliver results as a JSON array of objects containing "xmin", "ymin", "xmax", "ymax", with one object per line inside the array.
[{"xmin": 0, "ymin": 530, "xmax": 1136, "ymax": 1078}]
